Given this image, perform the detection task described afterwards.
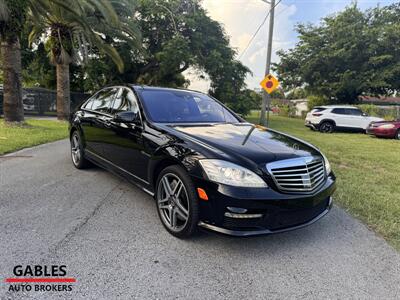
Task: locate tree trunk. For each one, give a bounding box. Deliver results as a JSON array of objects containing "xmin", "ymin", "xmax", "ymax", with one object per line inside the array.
[
  {"xmin": 1, "ymin": 39, "xmax": 24, "ymax": 123},
  {"xmin": 56, "ymin": 63, "xmax": 70, "ymax": 120}
]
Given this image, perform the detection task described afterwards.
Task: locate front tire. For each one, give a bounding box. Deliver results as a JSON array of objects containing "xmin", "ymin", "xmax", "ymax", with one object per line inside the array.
[
  {"xmin": 395, "ymin": 129, "xmax": 400, "ymax": 140},
  {"xmin": 155, "ymin": 165, "xmax": 199, "ymax": 238},
  {"xmin": 319, "ymin": 121, "xmax": 335, "ymax": 133},
  {"xmin": 70, "ymin": 130, "xmax": 90, "ymax": 169}
]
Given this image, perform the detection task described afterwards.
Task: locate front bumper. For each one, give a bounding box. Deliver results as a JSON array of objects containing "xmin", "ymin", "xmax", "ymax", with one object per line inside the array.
[
  {"xmin": 193, "ymin": 174, "xmax": 336, "ymax": 236},
  {"xmin": 199, "ymin": 197, "xmax": 332, "ymax": 236},
  {"xmin": 368, "ymin": 127, "xmax": 397, "ymax": 138}
]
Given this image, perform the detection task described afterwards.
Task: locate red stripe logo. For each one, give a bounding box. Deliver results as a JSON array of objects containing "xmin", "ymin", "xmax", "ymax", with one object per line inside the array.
[{"xmin": 5, "ymin": 278, "xmax": 76, "ymax": 283}]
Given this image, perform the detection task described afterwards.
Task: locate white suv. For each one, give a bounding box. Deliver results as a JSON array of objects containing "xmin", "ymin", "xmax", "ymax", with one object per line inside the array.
[{"xmin": 305, "ymin": 105, "xmax": 384, "ymax": 133}]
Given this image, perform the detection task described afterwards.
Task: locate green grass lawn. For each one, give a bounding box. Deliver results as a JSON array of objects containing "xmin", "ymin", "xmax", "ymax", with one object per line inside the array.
[
  {"xmin": 0, "ymin": 119, "xmax": 68, "ymax": 155},
  {"xmin": 248, "ymin": 111, "xmax": 400, "ymax": 250}
]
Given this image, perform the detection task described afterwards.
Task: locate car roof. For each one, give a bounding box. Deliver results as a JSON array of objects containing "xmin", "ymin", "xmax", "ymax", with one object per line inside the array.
[
  {"xmin": 317, "ymin": 105, "xmax": 358, "ymax": 109},
  {"xmin": 130, "ymin": 84, "xmax": 204, "ymax": 95}
]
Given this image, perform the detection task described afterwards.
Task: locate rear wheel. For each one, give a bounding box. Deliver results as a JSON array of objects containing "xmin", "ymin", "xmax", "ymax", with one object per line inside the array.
[
  {"xmin": 319, "ymin": 121, "xmax": 335, "ymax": 133},
  {"xmin": 396, "ymin": 129, "xmax": 400, "ymax": 140},
  {"xmin": 155, "ymin": 165, "xmax": 199, "ymax": 238},
  {"xmin": 70, "ymin": 131, "xmax": 90, "ymax": 169}
]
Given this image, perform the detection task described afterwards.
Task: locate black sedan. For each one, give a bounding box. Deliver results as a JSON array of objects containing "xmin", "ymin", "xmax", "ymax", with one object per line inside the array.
[{"xmin": 69, "ymin": 85, "xmax": 336, "ymax": 238}]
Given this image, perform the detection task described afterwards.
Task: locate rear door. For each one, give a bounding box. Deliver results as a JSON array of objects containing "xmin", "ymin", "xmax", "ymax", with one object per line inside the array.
[
  {"xmin": 103, "ymin": 87, "xmax": 149, "ymax": 182},
  {"xmin": 81, "ymin": 87, "xmax": 118, "ymax": 156},
  {"xmin": 331, "ymin": 108, "xmax": 350, "ymax": 127}
]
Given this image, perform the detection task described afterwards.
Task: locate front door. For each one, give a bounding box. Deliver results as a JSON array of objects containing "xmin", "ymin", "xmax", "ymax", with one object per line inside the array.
[
  {"xmin": 82, "ymin": 88, "xmax": 118, "ymax": 156},
  {"xmin": 346, "ymin": 108, "xmax": 368, "ymax": 129},
  {"xmin": 103, "ymin": 87, "xmax": 150, "ymax": 183}
]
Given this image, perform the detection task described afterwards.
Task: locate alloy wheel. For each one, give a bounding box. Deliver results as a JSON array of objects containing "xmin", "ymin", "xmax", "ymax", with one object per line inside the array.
[
  {"xmin": 71, "ymin": 133, "xmax": 81, "ymax": 166},
  {"xmin": 320, "ymin": 123, "xmax": 333, "ymax": 133},
  {"xmin": 157, "ymin": 173, "xmax": 190, "ymax": 232}
]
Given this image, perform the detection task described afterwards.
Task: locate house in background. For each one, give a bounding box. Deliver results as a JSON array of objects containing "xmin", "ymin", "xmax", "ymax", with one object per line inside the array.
[
  {"xmin": 359, "ymin": 96, "xmax": 400, "ymax": 106},
  {"xmin": 290, "ymin": 99, "xmax": 308, "ymax": 117}
]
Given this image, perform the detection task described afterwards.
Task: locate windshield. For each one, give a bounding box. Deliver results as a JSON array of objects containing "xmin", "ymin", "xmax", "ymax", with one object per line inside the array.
[{"xmin": 138, "ymin": 89, "xmax": 239, "ymax": 123}]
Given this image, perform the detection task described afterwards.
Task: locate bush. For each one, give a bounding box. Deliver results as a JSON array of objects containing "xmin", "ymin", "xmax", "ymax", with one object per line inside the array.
[
  {"xmin": 307, "ymin": 95, "xmax": 328, "ymax": 110},
  {"xmin": 356, "ymin": 104, "xmax": 400, "ymax": 120},
  {"xmin": 356, "ymin": 104, "xmax": 379, "ymax": 117},
  {"xmin": 276, "ymin": 104, "xmax": 297, "ymax": 118}
]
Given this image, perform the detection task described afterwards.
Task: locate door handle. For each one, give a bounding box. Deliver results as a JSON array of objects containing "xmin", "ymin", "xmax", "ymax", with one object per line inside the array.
[{"xmin": 104, "ymin": 120, "xmax": 112, "ymax": 128}]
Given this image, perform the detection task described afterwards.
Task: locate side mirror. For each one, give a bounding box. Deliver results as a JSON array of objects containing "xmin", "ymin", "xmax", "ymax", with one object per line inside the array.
[
  {"xmin": 362, "ymin": 112, "xmax": 368, "ymax": 117},
  {"xmin": 114, "ymin": 111, "xmax": 140, "ymax": 124}
]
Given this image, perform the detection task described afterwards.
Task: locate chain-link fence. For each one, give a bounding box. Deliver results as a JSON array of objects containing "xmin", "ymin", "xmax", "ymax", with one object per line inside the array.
[{"xmin": 0, "ymin": 87, "xmax": 89, "ymax": 116}]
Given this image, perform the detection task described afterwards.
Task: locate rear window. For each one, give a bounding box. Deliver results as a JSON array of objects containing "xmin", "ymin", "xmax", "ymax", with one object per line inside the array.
[{"xmin": 312, "ymin": 107, "xmax": 326, "ymax": 112}]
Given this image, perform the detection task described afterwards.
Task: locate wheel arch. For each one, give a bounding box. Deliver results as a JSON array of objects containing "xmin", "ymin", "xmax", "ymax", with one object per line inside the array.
[
  {"xmin": 69, "ymin": 125, "xmax": 86, "ymax": 146},
  {"xmin": 319, "ymin": 119, "xmax": 336, "ymax": 126},
  {"xmin": 149, "ymin": 157, "xmax": 188, "ymax": 190}
]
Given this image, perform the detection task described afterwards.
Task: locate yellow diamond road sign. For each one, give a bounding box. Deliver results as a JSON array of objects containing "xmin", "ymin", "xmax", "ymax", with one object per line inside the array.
[{"xmin": 260, "ymin": 74, "xmax": 279, "ymax": 94}]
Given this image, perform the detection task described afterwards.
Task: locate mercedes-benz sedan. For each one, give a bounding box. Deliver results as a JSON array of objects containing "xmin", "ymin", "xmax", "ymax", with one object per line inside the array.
[{"xmin": 69, "ymin": 85, "xmax": 336, "ymax": 238}]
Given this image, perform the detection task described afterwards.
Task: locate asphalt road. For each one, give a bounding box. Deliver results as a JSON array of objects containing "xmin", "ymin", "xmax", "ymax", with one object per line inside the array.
[{"xmin": 1, "ymin": 139, "xmax": 399, "ymax": 299}]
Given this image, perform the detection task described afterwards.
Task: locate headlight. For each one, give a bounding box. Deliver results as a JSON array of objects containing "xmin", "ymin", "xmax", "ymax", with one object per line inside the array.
[
  {"xmin": 379, "ymin": 124, "xmax": 395, "ymax": 129},
  {"xmin": 199, "ymin": 159, "xmax": 268, "ymax": 188},
  {"xmin": 322, "ymin": 154, "xmax": 331, "ymax": 175}
]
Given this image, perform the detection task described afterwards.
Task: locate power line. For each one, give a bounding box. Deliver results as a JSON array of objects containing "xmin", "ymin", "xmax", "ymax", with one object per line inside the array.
[{"xmin": 238, "ymin": 0, "xmax": 282, "ymax": 60}]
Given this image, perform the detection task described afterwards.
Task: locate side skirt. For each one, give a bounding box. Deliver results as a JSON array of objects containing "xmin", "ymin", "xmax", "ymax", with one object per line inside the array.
[{"xmin": 84, "ymin": 149, "xmax": 155, "ymax": 197}]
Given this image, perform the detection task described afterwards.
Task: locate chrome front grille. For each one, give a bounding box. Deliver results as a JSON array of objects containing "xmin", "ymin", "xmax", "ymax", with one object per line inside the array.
[{"xmin": 267, "ymin": 156, "xmax": 326, "ymax": 193}]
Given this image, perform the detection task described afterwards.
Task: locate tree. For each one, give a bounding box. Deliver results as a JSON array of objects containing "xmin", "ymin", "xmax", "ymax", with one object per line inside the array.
[
  {"xmin": 0, "ymin": 0, "xmax": 30, "ymax": 122},
  {"xmin": 274, "ymin": 3, "xmax": 400, "ymax": 104},
  {"xmin": 71, "ymin": 0, "xmax": 251, "ymax": 114},
  {"xmin": 286, "ymin": 88, "xmax": 307, "ymax": 100},
  {"xmin": 0, "ymin": 0, "xmax": 74, "ymax": 122},
  {"xmin": 270, "ymin": 88, "xmax": 285, "ymax": 99},
  {"xmin": 28, "ymin": 0, "xmax": 141, "ymax": 120}
]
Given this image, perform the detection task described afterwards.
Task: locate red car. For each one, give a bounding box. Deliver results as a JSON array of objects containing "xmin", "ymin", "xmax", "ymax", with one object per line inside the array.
[{"xmin": 367, "ymin": 120, "xmax": 400, "ymax": 140}]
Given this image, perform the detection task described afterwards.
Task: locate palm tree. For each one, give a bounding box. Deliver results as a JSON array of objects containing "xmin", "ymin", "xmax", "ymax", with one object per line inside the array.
[
  {"xmin": 0, "ymin": 0, "xmax": 30, "ymax": 122},
  {"xmin": 0, "ymin": 0, "xmax": 67, "ymax": 122},
  {"xmin": 28, "ymin": 0, "xmax": 141, "ymax": 120}
]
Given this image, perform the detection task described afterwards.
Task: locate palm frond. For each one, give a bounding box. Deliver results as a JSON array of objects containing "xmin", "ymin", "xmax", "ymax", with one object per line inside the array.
[
  {"xmin": 28, "ymin": 25, "xmax": 44, "ymax": 46},
  {"xmin": 91, "ymin": 32, "xmax": 124, "ymax": 72},
  {"xmin": 84, "ymin": 0, "xmax": 119, "ymax": 26}
]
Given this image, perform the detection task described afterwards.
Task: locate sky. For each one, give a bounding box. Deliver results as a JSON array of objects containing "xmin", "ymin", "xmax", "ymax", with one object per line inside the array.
[{"xmin": 186, "ymin": 0, "xmax": 398, "ymax": 92}]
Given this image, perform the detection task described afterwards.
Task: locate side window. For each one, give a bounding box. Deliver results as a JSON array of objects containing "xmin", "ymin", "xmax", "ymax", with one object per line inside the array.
[
  {"xmin": 91, "ymin": 88, "xmax": 116, "ymax": 113},
  {"xmin": 331, "ymin": 108, "xmax": 346, "ymax": 115},
  {"xmin": 347, "ymin": 109, "xmax": 362, "ymax": 116},
  {"xmin": 110, "ymin": 88, "xmax": 139, "ymax": 115}
]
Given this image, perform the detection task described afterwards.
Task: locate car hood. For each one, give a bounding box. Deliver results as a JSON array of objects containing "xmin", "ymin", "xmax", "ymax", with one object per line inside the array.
[
  {"xmin": 368, "ymin": 116, "xmax": 385, "ymax": 122},
  {"xmin": 159, "ymin": 123, "xmax": 322, "ymax": 166},
  {"xmin": 370, "ymin": 120, "xmax": 399, "ymax": 125}
]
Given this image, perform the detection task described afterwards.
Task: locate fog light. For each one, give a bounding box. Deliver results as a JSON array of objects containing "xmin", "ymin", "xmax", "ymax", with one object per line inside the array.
[
  {"xmin": 224, "ymin": 212, "xmax": 263, "ymax": 219},
  {"xmin": 227, "ymin": 207, "xmax": 247, "ymax": 213}
]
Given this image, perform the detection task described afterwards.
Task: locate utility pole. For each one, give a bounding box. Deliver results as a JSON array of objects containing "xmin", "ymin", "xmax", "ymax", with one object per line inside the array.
[{"xmin": 259, "ymin": 0, "xmax": 276, "ymax": 126}]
